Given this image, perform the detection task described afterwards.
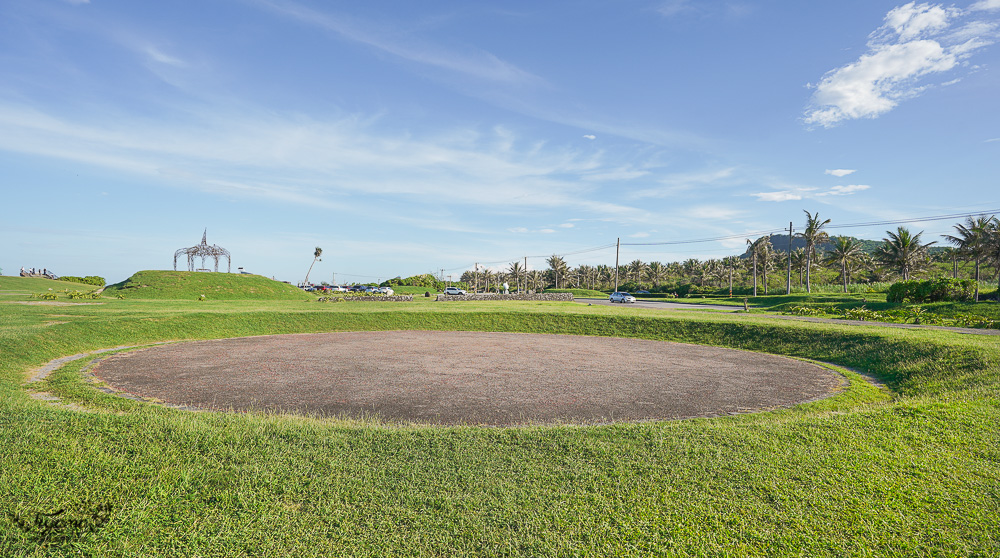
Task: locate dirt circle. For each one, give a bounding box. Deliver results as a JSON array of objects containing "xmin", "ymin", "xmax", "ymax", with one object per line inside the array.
[{"xmin": 93, "ymin": 331, "xmax": 845, "ymax": 426}]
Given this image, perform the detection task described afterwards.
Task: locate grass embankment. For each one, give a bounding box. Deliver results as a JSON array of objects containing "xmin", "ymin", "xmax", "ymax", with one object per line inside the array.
[
  {"xmin": 1, "ymin": 280, "xmax": 998, "ymax": 556},
  {"xmin": 103, "ymin": 270, "xmax": 314, "ymax": 301},
  {"xmin": 0, "ymin": 275, "xmax": 99, "ymax": 295},
  {"xmin": 543, "ymin": 288, "xmax": 608, "ymax": 297}
]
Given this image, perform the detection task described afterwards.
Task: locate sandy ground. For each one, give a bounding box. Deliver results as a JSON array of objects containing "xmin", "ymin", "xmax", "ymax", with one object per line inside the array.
[{"xmin": 93, "ymin": 330, "xmax": 845, "ymax": 426}]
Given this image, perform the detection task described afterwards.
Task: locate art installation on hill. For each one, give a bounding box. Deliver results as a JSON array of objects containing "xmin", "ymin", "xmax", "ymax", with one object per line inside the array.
[{"xmin": 174, "ymin": 230, "xmax": 231, "ymax": 273}]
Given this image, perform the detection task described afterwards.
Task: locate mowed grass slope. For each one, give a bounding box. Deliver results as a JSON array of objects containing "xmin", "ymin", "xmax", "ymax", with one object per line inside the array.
[
  {"xmin": 0, "ymin": 275, "xmax": 100, "ymax": 297},
  {"xmin": 103, "ymin": 270, "xmax": 314, "ymax": 301},
  {"xmin": 1, "ymin": 278, "xmax": 998, "ymax": 556}
]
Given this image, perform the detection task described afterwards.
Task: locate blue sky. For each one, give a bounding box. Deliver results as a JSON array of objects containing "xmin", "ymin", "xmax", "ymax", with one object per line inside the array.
[{"xmin": 2, "ymin": 0, "xmax": 999, "ymax": 284}]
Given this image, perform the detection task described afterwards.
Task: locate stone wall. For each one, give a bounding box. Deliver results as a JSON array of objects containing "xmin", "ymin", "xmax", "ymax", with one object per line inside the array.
[{"xmin": 435, "ymin": 293, "xmax": 574, "ymax": 302}]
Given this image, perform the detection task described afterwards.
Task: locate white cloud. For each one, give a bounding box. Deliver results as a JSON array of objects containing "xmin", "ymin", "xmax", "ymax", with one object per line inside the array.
[
  {"xmin": 0, "ymin": 102, "xmax": 653, "ymax": 228},
  {"xmin": 657, "ymin": 0, "xmax": 693, "ymax": 17},
  {"xmin": 558, "ymin": 223, "xmax": 574, "ymax": 228},
  {"xmin": 985, "ymin": 137, "xmax": 1000, "ymax": 142},
  {"xmin": 825, "ymin": 169, "xmax": 856, "ymax": 177},
  {"xmin": 253, "ymin": 0, "xmax": 539, "ymax": 85},
  {"xmin": 539, "ymin": 229, "xmax": 556, "ymax": 234},
  {"xmin": 883, "ymin": 2, "xmax": 957, "ymax": 42},
  {"xmin": 804, "ymin": 2, "xmax": 999, "ymax": 127},
  {"xmin": 817, "ymin": 184, "xmax": 871, "ymax": 196},
  {"xmin": 971, "ymin": 0, "xmax": 1000, "ymax": 11},
  {"xmin": 752, "ymin": 191, "xmax": 803, "ymax": 202},
  {"xmin": 629, "ymin": 232, "xmax": 651, "ymax": 238},
  {"xmin": 508, "ymin": 227, "xmax": 529, "ymax": 233},
  {"xmin": 145, "ymin": 47, "xmax": 186, "ymax": 67},
  {"xmin": 582, "ymin": 134, "xmax": 596, "ymax": 140}
]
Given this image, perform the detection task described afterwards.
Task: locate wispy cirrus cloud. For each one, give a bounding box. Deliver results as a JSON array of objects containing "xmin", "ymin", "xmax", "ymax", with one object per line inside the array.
[
  {"xmin": 804, "ymin": 1, "xmax": 1000, "ymax": 127},
  {"xmin": 752, "ymin": 183, "xmax": 871, "ymax": 201},
  {"xmin": 0, "ymin": 101, "xmax": 651, "ymax": 227},
  {"xmin": 249, "ymin": 0, "xmax": 540, "ymax": 85}
]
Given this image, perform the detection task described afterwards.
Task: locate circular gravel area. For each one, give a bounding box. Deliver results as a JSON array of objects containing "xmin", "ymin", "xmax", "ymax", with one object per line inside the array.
[{"xmin": 93, "ymin": 331, "xmax": 845, "ymax": 426}]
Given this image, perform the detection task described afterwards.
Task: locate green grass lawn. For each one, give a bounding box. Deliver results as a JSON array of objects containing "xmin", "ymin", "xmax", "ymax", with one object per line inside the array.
[{"xmin": 1, "ymin": 277, "xmax": 999, "ymax": 556}]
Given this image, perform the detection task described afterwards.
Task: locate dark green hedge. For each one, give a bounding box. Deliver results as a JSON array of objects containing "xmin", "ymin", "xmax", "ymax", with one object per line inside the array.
[{"xmin": 886, "ymin": 278, "xmax": 975, "ymax": 303}]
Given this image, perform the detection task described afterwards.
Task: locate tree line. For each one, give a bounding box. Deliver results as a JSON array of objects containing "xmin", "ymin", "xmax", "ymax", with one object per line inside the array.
[{"xmin": 457, "ymin": 211, "xmax": 1000, "ymax": 299}]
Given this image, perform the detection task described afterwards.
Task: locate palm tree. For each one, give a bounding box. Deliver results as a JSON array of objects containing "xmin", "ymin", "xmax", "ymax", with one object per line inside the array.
[
  {"xmin": 825, "ymin": 237, "xmax": 864, "ymax": 293},
  {"xmin": 303, "ymin": 246, "xmax": 322, "ymax": 285},
  {"xmin": 981, "ymin": 217, "xmax": 1000, "ymax": 299},
  {"xmin": 508, "ymin": 261, "xmax": 524, "ymax": 292},
  {"xmin": 723, "ymin": 256, "xmax": 740, "ymax": 294},
  {"xmin": 645, "ymin": 262, "xmax": 666, "ymax": 287},
  {"xmin": 799, "ymin": 210, "xmax": 831, "ymax": 293},
  {"xmin": 627, "ymin": 260, "xmax": 647, "ymax": 284},
  {"xmin": 746, "ymin": 237, "xmax": 769, "ymax": 297},
  {"xmin": 546, "ymin": 255, "xmax": 567, "ymax": 289},
  {"xmin": 879, "ymin": 227, "xmax": 934, "ymax": 281},
  {"xmin": 790, "ymin": 248, "xmax": 808, "ymax": 287},
  {"xmin": 944, "ymin": 215, "xmax": 993, "ymax": 301}
]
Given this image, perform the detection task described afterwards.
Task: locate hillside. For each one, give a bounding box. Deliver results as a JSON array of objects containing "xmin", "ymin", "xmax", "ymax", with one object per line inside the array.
[
  {"xmin": 103, "ymin": 270, "xmax": 314, "ymax": 300},
  {"xmin": 0, "ymin": 275, "xmax": 100, "ymax": 298}
]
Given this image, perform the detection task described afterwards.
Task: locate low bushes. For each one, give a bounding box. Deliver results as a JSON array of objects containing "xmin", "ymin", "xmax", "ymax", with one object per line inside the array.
[
  {"xmin": 886, "ymin": 278, "xmax": 975, "ymax": 303},
  {"xmin": 59, "ymin": 275, "xmax": 106, "ymax": 287}
]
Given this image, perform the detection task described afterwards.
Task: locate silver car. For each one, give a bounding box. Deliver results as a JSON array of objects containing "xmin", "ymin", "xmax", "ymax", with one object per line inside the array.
[{"xmin": 609, "ymin": 292, "xmax": 636, "ymax": 303}]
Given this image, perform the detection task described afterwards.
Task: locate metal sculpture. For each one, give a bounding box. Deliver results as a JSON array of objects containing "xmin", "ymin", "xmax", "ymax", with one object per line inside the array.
[{"xmin": 174, "ymin": 230, "xmax": 231, "ymax": 273}]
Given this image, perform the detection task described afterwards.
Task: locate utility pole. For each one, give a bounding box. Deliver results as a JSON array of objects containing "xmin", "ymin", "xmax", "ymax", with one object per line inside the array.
[
  {"xmin": 523, "ymin": 256, "xmax": 527, "ymax": 293},
  {"xmin": 786, "ymin": 221, "xmax": 793, "ymax": 295},
  {"xmin": 474, "ymin": 263, "xmax": 479, "ymax": 293},
  {"xmin": 332, "ymin": 271, "xmax": 335, "ymax": 285},
  {"xmin": 440, "ymin": 268, "xmax": 445, "ymax": 281},
  {"xmin": 614, "ymin": 237, "xmax": 620, "ymax": 292}
]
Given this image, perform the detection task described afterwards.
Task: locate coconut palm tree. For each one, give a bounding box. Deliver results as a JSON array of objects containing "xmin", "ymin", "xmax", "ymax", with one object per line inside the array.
[
  {"xmin": 303, "ymin": 246, "xmax": 322, "ymax": 285},
  {"xmin": 508, "ymin": 261, "xmax": 524, "ymax": 292},
  {"xmin": 545, "ymin": 255, "xmax": 568, "ymax": 289},
  {"xmin": 825, "ymin": 237, "xmax": 864, "ymax": 293},
  {"xmin": 981, "ymin": 217, "xmax": 1000, "ymax": 299},
  {"xmin": 944, "ymin": 215, "xmax": 993, "ymax": 301},
  {"xmin": 799, "ymin": 210, "xmax": 831, "ymax": 293},
  {"xmin": 627, "ymin": 260, "xmax": 647, "ymax": 284},
  {"xmin": 879, "ymin": 227, "xmax": 934, "ymax": 281},
  {"xmin": 723, "ymin": 256, "xmax": 740, "ymax": 294},
  {"xmin": 789, "ymin": 248, "xmax": 808, "ymax": 287},
  {"xmin": 746, "ymin": 237, "xmax": 769, "ymax": 297},
  {"xmin": 645, "ymin": 261, "xmax": 665, "ymax": 287}
]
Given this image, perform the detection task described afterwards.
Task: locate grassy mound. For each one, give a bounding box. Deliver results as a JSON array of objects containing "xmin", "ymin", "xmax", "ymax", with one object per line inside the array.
[
  {"xmin": 0, "ymin": 275, "xmax": 101, "ymax": 298},
  {"xmin": 103, "ymin": 270, "xmax": 314, "ymax": 301}
]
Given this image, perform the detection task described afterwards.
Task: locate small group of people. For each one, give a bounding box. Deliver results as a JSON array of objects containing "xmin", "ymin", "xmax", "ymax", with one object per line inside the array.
[{"xmin": 20, "ymin": 267, "xmax": 55, "ymax": 278}]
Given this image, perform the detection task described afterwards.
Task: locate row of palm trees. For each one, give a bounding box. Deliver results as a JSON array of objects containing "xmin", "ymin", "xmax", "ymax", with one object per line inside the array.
[{"xmin": 458, "ymin": 212, "xmax": 1000, "ymax": 297}]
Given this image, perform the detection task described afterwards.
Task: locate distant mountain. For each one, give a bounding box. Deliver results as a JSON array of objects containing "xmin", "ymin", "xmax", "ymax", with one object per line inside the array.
[{"xmin": 741, "ymin": 235, "xmax": 882, "ymax": 258}]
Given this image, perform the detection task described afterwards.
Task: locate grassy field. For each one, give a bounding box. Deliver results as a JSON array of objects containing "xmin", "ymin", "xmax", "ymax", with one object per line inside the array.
[{"xmin": 1, "ymin": 275, "xmax": 999, "ymax": 556}]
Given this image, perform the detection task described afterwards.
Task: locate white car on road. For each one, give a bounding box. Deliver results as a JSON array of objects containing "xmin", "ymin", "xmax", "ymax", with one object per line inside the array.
[
  {"xmin": 609, "ymin": 292, "xmax": 636, "ymax": 303},
  {"xmin": 443, "ymin": 287, "xmax": 467, "ymax": 295}
]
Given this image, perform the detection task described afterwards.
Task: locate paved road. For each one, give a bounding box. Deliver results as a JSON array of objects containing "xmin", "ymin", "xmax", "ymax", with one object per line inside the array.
[
  {"xmin": 576, "ymin": 297, "xmax": 1000, "ymax": 336},
  {"xmin": 576, "ymin": 297, "xmax": 739, "ymax": 312}
]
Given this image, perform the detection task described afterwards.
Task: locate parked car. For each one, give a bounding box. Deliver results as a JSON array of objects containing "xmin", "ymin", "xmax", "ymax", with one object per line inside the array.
[
  {"xmin": 609, "ymin": 292, "xmax": 637, "ymax": 303},
  {"xmin": 443, "ymin": 286, "xmax": 467, "ymax": 295},
  {"xmin": 635, "ymin": 290, "xmax": 650, "ymax": 294},
  {"xmin": 377, "ymin": 287, "xmax": 394, "ymax": 295},
  {"xmin": 329, "ymin": 285, "xmax": 348, "ymax": 292}
]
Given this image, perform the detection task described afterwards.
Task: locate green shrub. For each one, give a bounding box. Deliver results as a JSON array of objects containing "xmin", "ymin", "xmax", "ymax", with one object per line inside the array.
[
  {"xmin": 59, "ymin": 275, "xmax": 106, "ymax": 287},
  {"xmin": 886, "ymin": 278, "xmax": 975, "ymax": 303}
]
